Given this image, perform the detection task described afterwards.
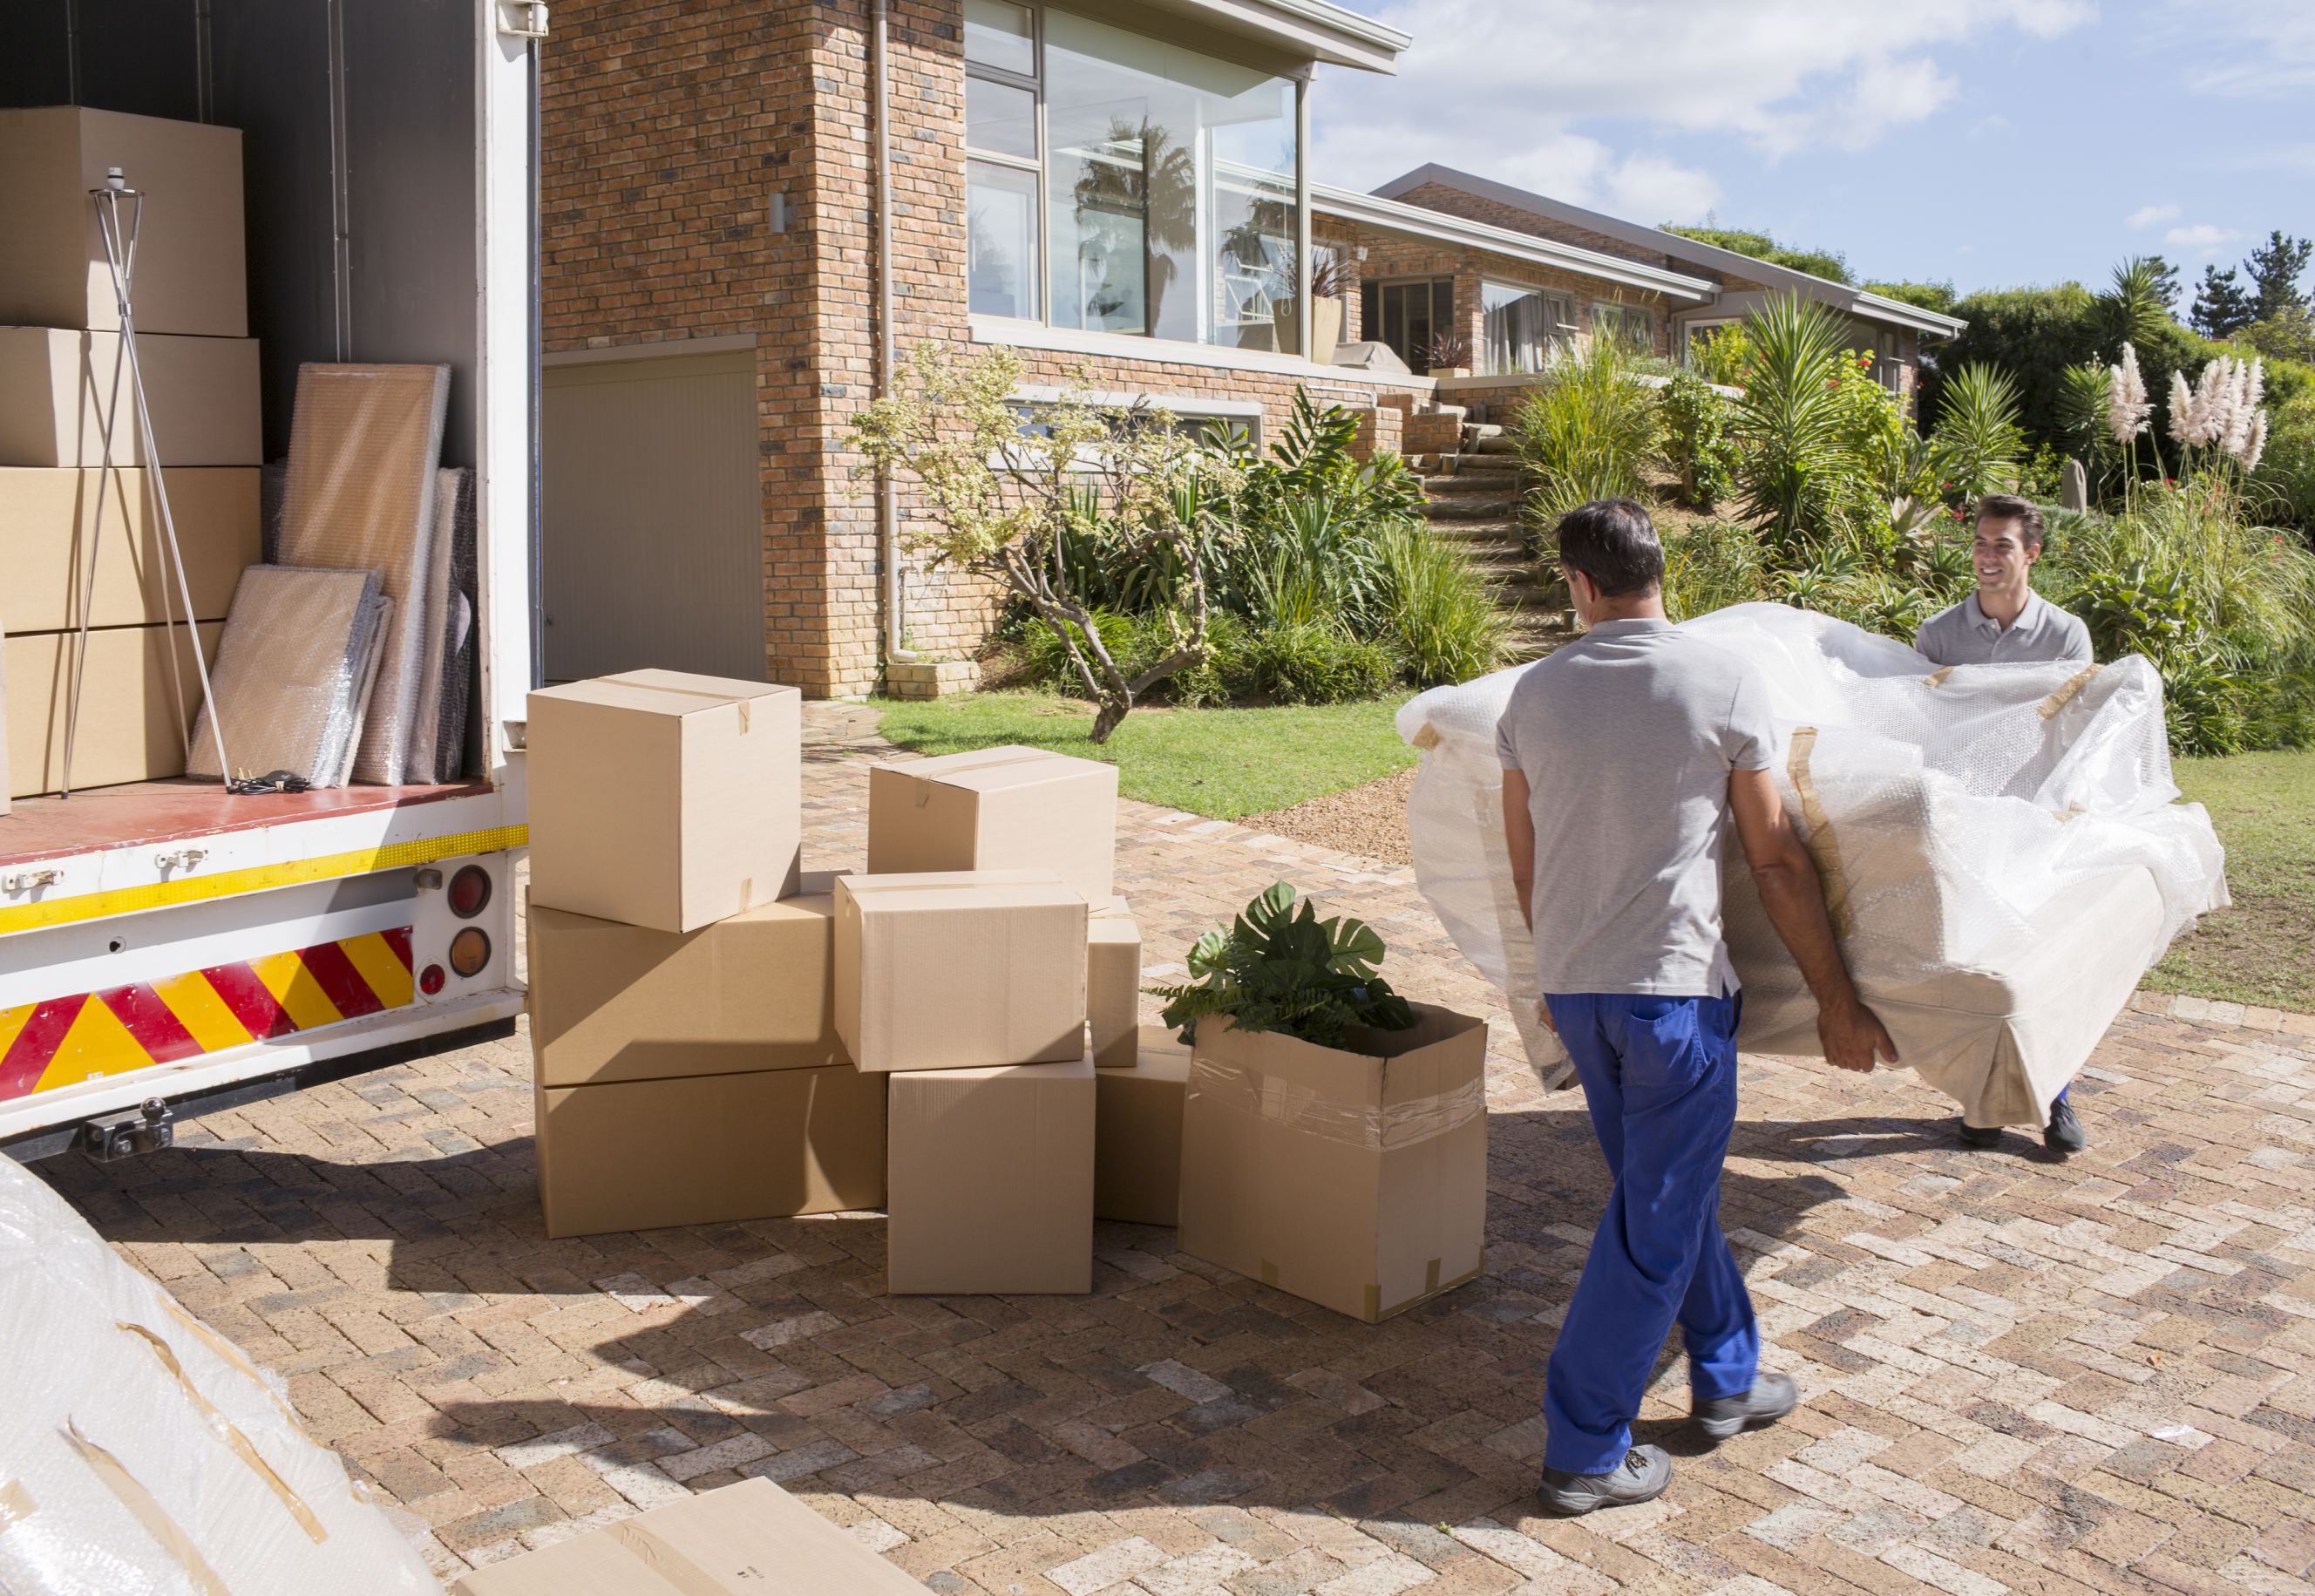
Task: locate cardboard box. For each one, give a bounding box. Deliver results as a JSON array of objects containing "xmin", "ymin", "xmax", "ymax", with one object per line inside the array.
[
  {"xmin": 886, "ymin": 1056, "xmax": 1095, "ymax": 1294},
  {"xmin": 1088, "ymin": 900, "xmax": 1142, "ymax": 1069},
  {"xmin": 1096, "ymin": 1025, "xmax": 1190, "ymax": 1227},
  {"xmin": 528, "ymin": 885, "xmax": 846, "ymax": 1088},
  {"xmin": 6, "ymin": 621, "xmax": 221, "ymax": 798},
  {"xmin": 535, "ymin": 1063, "xmax": 886, "ymax": 1239},
  {"xmin": 0, "ymin": 327, "xmax": 261, "ymax": 467},
  {"xmin": 867, "ymin": 744, "xmax": 1118, "ymax": 905},
  {"xmin": 448, "ymin": 1477, "xmax": 927, "ymax": 1596},
  {"xmin": 526, "ymin": 669, "xmax": 802, "ymax": 934},
  {"xmin": 0, "ymin": 467, "xmax": 258, "ymax": 635},
  {"xmin": 833, "ymin": 871, "xmax": 1087, "ymax": 1073},
  {"xmin": 1178, "ymin": 1004, "xmax": 1489, "ymax": 1323},
  {"xmin": 0, "ymin": 108, "xmax": 248, "ymax": 338}
]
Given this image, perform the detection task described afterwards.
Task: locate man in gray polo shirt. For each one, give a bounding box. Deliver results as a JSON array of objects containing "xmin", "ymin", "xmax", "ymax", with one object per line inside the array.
[
  {"xmin": 1499, "ymin": 499, "xmax": 1897, "ymax": 1517},
  {"xmin": 1915, "ymin": 493, "xmax": 2093, "ymax": 1155}
]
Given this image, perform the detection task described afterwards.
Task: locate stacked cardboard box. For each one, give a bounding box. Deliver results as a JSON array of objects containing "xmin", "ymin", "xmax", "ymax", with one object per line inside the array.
[{"xmin": 0, "ymin": 109, "xmax": 263, "ymax": 798}]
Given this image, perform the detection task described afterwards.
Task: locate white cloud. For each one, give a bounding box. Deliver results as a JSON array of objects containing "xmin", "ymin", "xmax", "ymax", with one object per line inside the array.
[
  {"xmin": 2127, "ymin": 203, "xmax": 2181, "ymax": 229},
  {"xmin": 2163, "ymin": 222, "xmax": 2242, "ymax": 257},
  {"xmin": 2165, "ymin": 0, "xmax": 2315, "ymax": 98},
  {"xmin": 1314, "ymin": 0, "xmax": 2095, "ymax": 214}
]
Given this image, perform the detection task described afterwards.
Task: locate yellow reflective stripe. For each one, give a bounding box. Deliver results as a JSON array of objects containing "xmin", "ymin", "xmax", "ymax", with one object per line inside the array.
[
  {"xmin": 339, "ymin": 932, "xmax": 415, "ymax": 1009},
  {"xmin": 0, "ymin": 824, "xmax": 526, "ymax": 934},
  {"xmin": 0, "ymin": 1003, "xmax": 32, "ymax": 1063},
  {"xmin": 250, "ymin": 951, "xmax": 342, "ymax": 1032},
  {"xmin": 150, "ymin": 970, "xmax": 255, "ymax": 1056},
  {"xmin": 34, "ymin": 995, "xmax": 146, "ymax": 1093}
]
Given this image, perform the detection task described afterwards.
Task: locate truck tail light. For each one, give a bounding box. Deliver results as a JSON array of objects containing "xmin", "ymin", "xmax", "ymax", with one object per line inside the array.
[
  {"xmin": 448, "ymin": 865, "xmax": 493, "ymax": 919},
  {"xmin": 419, "ymin": 964, "xmax": 447, "ymax": 995},
  {"xmin": 448, "ymin": 927, "xmax": 492, "ymax": 979}
]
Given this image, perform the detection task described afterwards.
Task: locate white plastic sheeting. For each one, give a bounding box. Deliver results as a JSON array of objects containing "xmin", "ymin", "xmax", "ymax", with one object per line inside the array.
[
  {"xmin": 1399, "ymin": 603, "xmax": 2229, "ymax": 1122},
  {"xmin": 0, "ymin": 1153, "xmax": 438, "ymax": 1596}
]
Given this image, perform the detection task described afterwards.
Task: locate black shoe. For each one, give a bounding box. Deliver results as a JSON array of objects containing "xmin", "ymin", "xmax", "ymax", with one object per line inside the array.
[
  {"xmin": 1693, "ymin": 1371, "xmax": 1799, "ymax": 1442},
  {"xmin": 1538, "ymin": 1444, "xmax": 1672, "ymax": 1516},
  {"xmin": 1957, "ymin": 1118, "xmax": 2003, "ymax": 1148},
  {"xmin": 2045, "ymin": 1097, "xmax": 2087, "ymax": 1154}
]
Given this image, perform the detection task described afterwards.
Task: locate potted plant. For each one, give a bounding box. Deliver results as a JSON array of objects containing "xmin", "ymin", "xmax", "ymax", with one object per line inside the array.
[
  {"xmin": 1151, "ymin": 882, "xmax": 1489, "ymax": 1323},
  {"xmin": 1420, "ymin": 328, "xmax": 1474, "ymax": 380},
  {"xmin": 1268, "ymin": 250, "xmax": 1346, "ymax": 364}
]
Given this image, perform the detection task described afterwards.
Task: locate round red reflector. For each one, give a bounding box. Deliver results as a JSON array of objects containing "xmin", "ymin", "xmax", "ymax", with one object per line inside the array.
[
  {"xmin": 448, "ymin": 864, "xmax": 492, "ymax": 920},
  {"xmin": 418, "ymin": 963, "xmax": 447, "ymax": 995},
  {"xmin": 448, "ymin": 927, "xmax": 492, "ymax": 979}
]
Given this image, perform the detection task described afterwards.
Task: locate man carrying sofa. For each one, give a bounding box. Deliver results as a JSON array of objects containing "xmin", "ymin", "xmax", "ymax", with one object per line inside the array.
[
  {"xmin": 1913, "ymin": 492, "xmax": 2094, "ymax": 1155},
  {"xmin": 1498, "ymin": 499, "xmax": 1899, "ymax": 1516}
]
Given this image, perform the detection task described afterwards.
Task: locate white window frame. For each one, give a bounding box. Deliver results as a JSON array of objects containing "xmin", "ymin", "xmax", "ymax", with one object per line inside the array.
[
  {"xmin": 1479, "ymin": 278, "xmax": 1571, "ymax": 376},
  {"xmin": 965, "ymin": 3, "xmax": 1045, "ymax": 322}
]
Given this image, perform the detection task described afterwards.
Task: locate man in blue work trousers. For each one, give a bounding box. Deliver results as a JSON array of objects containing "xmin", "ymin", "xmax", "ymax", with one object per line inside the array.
[
  {"xmin": 1914, "ymin": 492, "xmax": 2093, "ymax": 1155},
  {"xmin": 1499, "ymin": 499, "xmax": 1898, "ymax": 1515}
]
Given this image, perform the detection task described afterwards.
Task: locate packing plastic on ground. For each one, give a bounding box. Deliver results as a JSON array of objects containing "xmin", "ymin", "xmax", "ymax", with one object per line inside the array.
[
  {"xmin": 1399, "ymin": 602, "xmax": 2230, "ymax": 1124},
  {"xmin": 0, "ymin": 1153, "xmax": 438, "ymax": 1595}
]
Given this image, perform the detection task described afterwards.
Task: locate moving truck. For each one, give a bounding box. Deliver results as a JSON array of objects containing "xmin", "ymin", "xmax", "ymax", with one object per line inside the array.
[{"xmin": 0, "ymin": 3, "xmax": 546, "ymax": 1160}]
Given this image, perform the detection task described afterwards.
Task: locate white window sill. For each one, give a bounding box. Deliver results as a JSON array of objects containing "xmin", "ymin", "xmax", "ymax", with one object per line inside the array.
[{"xmin": 971, "ymin": 315, "xmax": 1433, "ymax": 391}]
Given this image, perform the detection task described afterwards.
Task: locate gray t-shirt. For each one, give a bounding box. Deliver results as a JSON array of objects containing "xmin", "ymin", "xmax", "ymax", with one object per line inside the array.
[
  {"xmin": 1915, "ymin": 591, "xmax": 2092, "ymax": 666},
  {"xmin": 1494, "ymin": 618, "xmax": 1776, "ymax": 998}
]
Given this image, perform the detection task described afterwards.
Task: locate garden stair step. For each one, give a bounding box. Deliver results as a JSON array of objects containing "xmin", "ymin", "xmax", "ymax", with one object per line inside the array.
[{"xmin": 1423, "ymin": 495, "xmax": 1519, "ymax": 520}]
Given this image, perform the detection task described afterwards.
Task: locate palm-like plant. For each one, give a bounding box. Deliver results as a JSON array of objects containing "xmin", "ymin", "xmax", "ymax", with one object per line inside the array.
[
  {"xmin": 2054, "ymin": 362, "xmax": 2113, "ymax": 463},
  {"xmin": 1729, "ymin": 295, "xmax": 1850, "ymax": 547},
  {"xmin": 2103, "ymin": 256, "xmax": 2173, "ymax": 348},
  {"xmin": 1931, "ymin": 363, "xmax": 2025, "ymax": 506}
]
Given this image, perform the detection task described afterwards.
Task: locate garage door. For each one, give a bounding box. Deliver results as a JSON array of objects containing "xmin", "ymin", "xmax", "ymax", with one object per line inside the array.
[{"xmin": 541, "ymin": 348, "xmax": 764, "ymax": 683}]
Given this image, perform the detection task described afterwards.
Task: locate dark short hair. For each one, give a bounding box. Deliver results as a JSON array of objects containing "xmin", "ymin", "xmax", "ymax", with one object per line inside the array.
[
  {"xmin": 1975, "ymin": 493, "xmax": 2045, "ymax": 550},
  {"xmin": 1557, "ymin": 498, "xmax": 1664, "ymax": 597}
]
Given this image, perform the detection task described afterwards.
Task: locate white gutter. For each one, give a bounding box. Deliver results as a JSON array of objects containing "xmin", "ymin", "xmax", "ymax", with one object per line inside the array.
[
  {"xmin": 1312, "ymin": 182, "xmax": 1715, "ymax": 302},
  {"xmin": 1135, "ymin": 0, "xmax": 1411, "ymax": 72}
]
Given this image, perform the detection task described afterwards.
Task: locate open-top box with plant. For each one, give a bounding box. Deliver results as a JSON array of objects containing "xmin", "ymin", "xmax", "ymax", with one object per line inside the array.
[{"xmin": 1152, "ymin": 882, "xmax": 1490, "ymax": 1323}]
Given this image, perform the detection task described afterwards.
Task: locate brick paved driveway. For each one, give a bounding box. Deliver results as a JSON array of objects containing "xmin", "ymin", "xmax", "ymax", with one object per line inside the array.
[{"xmin": 33, "ymin": 707, "xmax": 2315, "ymax": 1595}]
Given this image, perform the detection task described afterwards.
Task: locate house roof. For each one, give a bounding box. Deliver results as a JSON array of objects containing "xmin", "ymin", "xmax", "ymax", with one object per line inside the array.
[
  {"xmin": 1138, "ymin": 0, "xmax": 1411, "ymax": 72},
  {"xmin": 1372, "ymin": 164, "xmax": 1968, "ymax": 336},
  {"xmin": 1311, "ymin": 183, "xmax": 1716, "ymax": 302}
]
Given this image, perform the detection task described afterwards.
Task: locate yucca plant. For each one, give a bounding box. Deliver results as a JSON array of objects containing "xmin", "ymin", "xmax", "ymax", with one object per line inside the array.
[
  {"xmin": 1728, "ymin": 296, "xmax": 1850, "ymax": 549},
  {"xmin": 1930, "ymin": 363, "xmax": 2025, "ymax": 506},
  {"xmin": 2102, "ymin": 256, "xmax": 2174, "ymax": 349}
]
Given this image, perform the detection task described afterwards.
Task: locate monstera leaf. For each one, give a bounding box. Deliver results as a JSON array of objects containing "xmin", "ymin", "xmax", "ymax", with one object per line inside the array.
[{"xmin": 1151, "ymin": 880, "xmax": 1415, "ymax": 1048}]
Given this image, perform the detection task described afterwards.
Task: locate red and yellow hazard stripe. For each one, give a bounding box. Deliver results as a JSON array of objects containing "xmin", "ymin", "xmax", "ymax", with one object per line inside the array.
[{"xmin": 0, "ymin": 928, "xmax": 414, "ymax": 1102}]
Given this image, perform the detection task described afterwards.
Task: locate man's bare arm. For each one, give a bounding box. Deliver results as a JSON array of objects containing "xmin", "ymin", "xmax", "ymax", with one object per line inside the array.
[
  {"xmin": 1728, "ymin": 767, "xmax": 1898, "ymax": 1073},
  {"xmin": 1502, "ymin": 770, "xmax": 1536, "ymax": 933}
]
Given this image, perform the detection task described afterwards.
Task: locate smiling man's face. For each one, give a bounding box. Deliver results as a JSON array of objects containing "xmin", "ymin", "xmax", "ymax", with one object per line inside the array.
[{"xmin": 1972, "ymin": 513, "xmax": 2038, "ymax": 596}]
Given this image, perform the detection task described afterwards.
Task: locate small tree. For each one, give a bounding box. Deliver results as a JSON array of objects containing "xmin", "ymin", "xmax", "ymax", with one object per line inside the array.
[{"xmin": 850, "ymin": 343, "xmax": 1223, "ymax": 742}]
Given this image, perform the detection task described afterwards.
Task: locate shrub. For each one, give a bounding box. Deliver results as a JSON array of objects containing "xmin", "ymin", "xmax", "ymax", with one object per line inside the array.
[
  {"xmin": 1372, "ymin": 521, "xmax": 1510, "ymax": 686},
  {"xmin": 1243, "ymin": 622, "xmax": 1402, "ymax": 705},
  {"xmin": 1662, "ymin": 520, "xmax": 1769, "ymax": 621},
  {"xmin": 1660, "ymin": 369, "xmax": 1740, "ymax": 511},
  {"xmin": 1510, "ymin": 336, "xmax": 1662, "ymax": 524},
  {"xmin": 1149, "ymin": 880, "xmax": 1415, "ymax": 1047}
]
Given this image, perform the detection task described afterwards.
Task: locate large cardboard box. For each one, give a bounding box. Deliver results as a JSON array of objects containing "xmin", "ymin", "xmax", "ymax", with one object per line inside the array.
[
  {"xmin": 886, "ymin": 1056, "xmax": 1095, "ymax": 1294},
  {"xmin": 1178, "ymin": 1004, "xmax": 1489, "ymax": 1323},
  {"xmin": 0, "ymin": 108, "xmax": 248, "ymax": 338},
  {"xmin": 0, "ymin": 466, "xmax": 258, "ymax": 635},
  {"xmin": 526, "ymin": 669, "xmax": 802, "ymax": 934},
  {"xmin": 1096, "ymin": 1025, "xmax": 1189, "ymax": 1226},
  {"xmin": 0, "ymin": 327, "xmax": 261, "ymax": 467},
  {"xmin": 867, "ymin": 744, "xmax": 1118, "ymax": 904},
  {"xmin": 528, "ymin": 886, "xmax": 845, "ymax": 1088},
  {"xmin": 535, "ymin": 1063, "xmax": 886, "ymax": 1239},
  {"xmin": 6, "ymin": 621, "xmax": 221, "ymax": 798},
  {"xmin": 1088, "ymin": 898, "xmax": 1142, "ymax": 1069},
  {"xmin": 449, "ymin": 1477, "xmax": 927, "ymax": 1596},
  {"xmin": 833, "ymin": 871, "xmax": 1087, "ymax": 1073}
]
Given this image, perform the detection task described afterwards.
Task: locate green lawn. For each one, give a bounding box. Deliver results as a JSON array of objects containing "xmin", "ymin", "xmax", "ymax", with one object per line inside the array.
[
  {"xmin": 872, "ymin": 692, "xmax": 1417, "ymax": 820},
  {"xmin": 2149, "ymin": 749, "xmax": 2315, "ymax": 1011}
]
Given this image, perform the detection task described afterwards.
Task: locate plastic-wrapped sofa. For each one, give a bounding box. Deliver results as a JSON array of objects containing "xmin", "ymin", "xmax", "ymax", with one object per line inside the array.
[
  {"xmin": 1399, "ymin": 603, "xmax": 2230, "ymax": 1125},
  {"xmin": 0, "ymin": 1151, "xmax": 440, "ymax": 1595}
]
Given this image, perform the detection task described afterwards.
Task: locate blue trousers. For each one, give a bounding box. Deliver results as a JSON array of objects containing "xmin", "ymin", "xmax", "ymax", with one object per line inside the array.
[{"xmin": 1541, "ymin": 992, "xmax": 1760, "ymax": 1475}]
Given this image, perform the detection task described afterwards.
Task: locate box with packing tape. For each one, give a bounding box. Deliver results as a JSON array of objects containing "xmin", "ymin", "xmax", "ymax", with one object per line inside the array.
[
  {"xmin": 1178, "ymin": 1004, "xmax": 1488, "ymax": 1323},
  {"xmin": 886, "ymin": 1056, "xmax": 1095, "ymax": 1294},
  {"xmin": 1096, "ymin": 1025, "xmax": 1189, "ymax": 1227},
  {"xmin": 448, "ymin": 1477, "xmax": 927, "ymax": 1595},
  {"xmin": 867, "ymin": 744, "xmax": 1118, "ymax": 905},
  {"xmin": 526, "ymin": 669, "xmax": 802, "ymax": 934},
  {"xmin": 832, "ymin": 871, "xmax": 1086, "ymax": 1074},
  {"xmin": 1087, "ymin": 895, "xmax": 1141, "ymax": 1069},
  {"xmin": 0, "ymin": 466, "xmax": 258, "ymax": 636}
]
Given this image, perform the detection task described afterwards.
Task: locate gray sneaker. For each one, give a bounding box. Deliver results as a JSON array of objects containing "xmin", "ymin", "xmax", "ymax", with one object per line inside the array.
[
  {"xmin": 1538, "ymin": 1444, "xmax": 1672, "ymax": 1516},
  {"xmin": 1693, "ymin": 1371, "xmax": 1799, "ymax": 1441}
]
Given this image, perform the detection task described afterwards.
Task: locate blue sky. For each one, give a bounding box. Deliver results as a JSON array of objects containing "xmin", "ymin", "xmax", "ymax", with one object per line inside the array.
[{"xmin": 1313, "ymin": 0, "xmax": 2312, "ymax": 303}]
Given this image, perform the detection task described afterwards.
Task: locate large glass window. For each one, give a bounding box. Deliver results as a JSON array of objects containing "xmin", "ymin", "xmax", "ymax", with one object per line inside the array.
[
  {"xmin": 1590, "ymin": 301, "xmax": 1656, "ymax": 355},
  {"xmin": 1360, "ymin": 277, "xmax": 1454, "ymax": 373},
  {"xmin": 962, "ymin": 3, "xmax": 1304, "ymax": 354},
  {"xmin": 1482, "ymin": 282, "xmax": 1569, "ymax": 375}
]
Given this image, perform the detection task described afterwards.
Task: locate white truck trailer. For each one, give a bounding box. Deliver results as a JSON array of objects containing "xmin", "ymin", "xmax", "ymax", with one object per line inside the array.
[{"xmin": 0, "ymin": 1, "xmax": 547, "ymax": 1162}]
